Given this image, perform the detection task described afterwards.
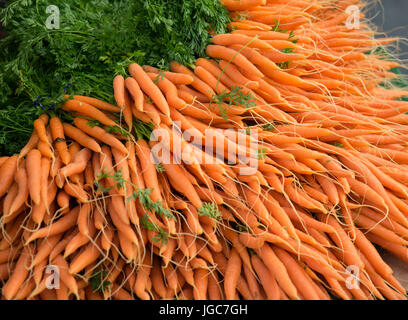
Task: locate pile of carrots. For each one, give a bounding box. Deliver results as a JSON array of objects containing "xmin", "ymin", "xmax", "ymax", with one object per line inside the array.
[{"xmin": 2, "ymin": 0, "xmax": 408, "ymax": 300}]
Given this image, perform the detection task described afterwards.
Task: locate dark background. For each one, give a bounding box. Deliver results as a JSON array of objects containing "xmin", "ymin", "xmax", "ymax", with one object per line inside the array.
[{"xmin": 365, "ymin": 1, "xmax": 408, "ymax": 74}]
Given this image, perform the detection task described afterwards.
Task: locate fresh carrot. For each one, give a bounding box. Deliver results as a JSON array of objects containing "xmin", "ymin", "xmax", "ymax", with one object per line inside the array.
[
  {"xmin": 50, "ymin": 117, "xmax": 71, "ymax": 165},
  {"xmin": 1, "ymin": 245, "xmax": 33, "ymax": 300},
  {"xmin": 65, "ymin": 95, "xmax": 121, "ymax": 112},
  {"xmin": 62, "ymin": 99, "xmax": 117, "ymax": 127},
  {"xmin": 62, "ymin": 123, "xmax": 101, "ymax": 153},
  {"xmin": 73, "ymin": 118, "xmax": 128, "ymax": 154},
  {"xmin": 0, "ymin": 155, "xmax": 18, "ymax": 198},
  {"xmin": 129, "ymin": 63, "xmax": 170, "ymax": 117},
  {"xmin": 26, "ymin": 207, "xmax": 80, "ymax": 244},
  {"xmin": 224, "ymin": 248, "xmax": 242, "ymax": 300},
  {"xmin": 26, "ymin": 149, "xmax": 42, "ymax": 205},
  {"xmin": 206, "ymin": 45, "xmax": 264, "ymax": 78}
]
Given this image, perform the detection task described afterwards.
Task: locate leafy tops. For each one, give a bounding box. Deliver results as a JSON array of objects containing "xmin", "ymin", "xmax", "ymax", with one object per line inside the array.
[{"xmin": 0, "ymin": 0, "xmax": 230, "ymax": 155}]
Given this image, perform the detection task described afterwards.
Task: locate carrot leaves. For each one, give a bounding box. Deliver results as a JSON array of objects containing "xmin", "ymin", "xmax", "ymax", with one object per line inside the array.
[
  {"xmin": 198, "ymin": 202, "xmax": 221, "ymax": 221},
  {"xmin": 0, "ymin": 0, "xmax": 230, "ymax": 155},
  {"xmin": 210, "ymin": 86, "xmax": 256, "ymax": 119}
]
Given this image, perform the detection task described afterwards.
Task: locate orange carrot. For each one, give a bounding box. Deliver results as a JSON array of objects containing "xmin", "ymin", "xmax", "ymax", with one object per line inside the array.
[
  {"xmin": 62, "ymin": 123, "xmax": 101, "ymax": 153},
  {"xmin": 50, "ymin": 117, "xmax": 71, "ymax": 165},
  {"xmin": 66, "ymin": 95, "xmax": 121, "ymax": 112},
  {"xmin": 26, "ymin": 149, "xmax": 42, "ymax": 205},
  {"xmin": 0, "ymin": 155, "xmax": 18, "ymax": 198},
  {"xmin": 224, "ymin": 248, "xmax": 242, "ymax": 300},
  {"xmin": 62, "ymin": 99, "xmax": 117, "ymax": 127},
  {"xmin": 129, "ymin": 63, "xmax": 170, "ymax": 116},
  {"xmin": 73, "ymin": 118, "xmax": 128, "ymax": 154}
]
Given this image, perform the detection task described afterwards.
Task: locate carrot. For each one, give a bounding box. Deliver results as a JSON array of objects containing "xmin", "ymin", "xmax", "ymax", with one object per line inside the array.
[
  {"xmin": 0, "ymin": 215, "xmax": 24, "ymax": 250},
  {"xmin": 1, "ymin": 245, "xmax": 33, "ymax": 300},
  {"xmin": 221, "ymin": 0, "xmax": 266, "ymax": 11},
  {"xmin": 26, "ymin": 207, "xmax": 80, "ymax": 244},
  {"xmin": 75, "ymin": 203, "xmax": 91, "ymax": 236},
  {"xmin": 74, "ymin": 118, "xmax": 128, "ymax": 154},
  {"xmin": 33, "ymin": 181, "xmax": 57, "ymax": 225},
  {"xmin": 49, "ymin": 117, "xmax": 71, "ymax": 165},
  {"xmin": 194, "ymin": 66, "xmax": 230, "ymax": 94},
  {"xmin": 177, "ymin": 84, "xmax": 211, "ymax": 102},
  {"xmin": 122, "ymin": 87, "xmax": 135, "ymax": 131},
  {"xmin": 193, "ymin": 268, "xmax": 209, "ymax": 300},
  {"xmin": 108, "ymin": 199, "xmax": 135, "ymax": 239},
  {"xmin": 0, "ymin": 156, "xmax": 8, "ymax": 167},
  {"xmin": 243, "ymin": 263, "xmax": 263, "ymax": 300},
  {"xmin": 52, "ymin": 255, "xmax": 79, "ymax": 297},
  {"xmin": 62, "ymin": 99, "xmax": 117, "ymax": 127},
  {"xmin": 251, "ymin": 255, "xmax": 280, "ymax": 300},
  {"xmin": 25, "ymin": 149, "xmax": 42, "ymax": 205},
  {"xmin": 351, "ymin": 211, "xmax": 408, "ymax": 246},
  {"xmin": 8, "ymin": 166, "xmax": 29, "ymax": 216},
  {"xmin": 257, "ymin": 244, "xmax": 298, "ymax": 299},
  {"xmin": 31, "ymin": 234, "xmax": 62, "ymax": 268},
  {"xmin": 147, "ymin": 73, "xmax": 186, "ymax": 109},
  {"xmin": 0, "ymin": 246, "xmax": 20, "ymax": 265},
  {"xmin": 274, "ymin": 247, "xmax": 320, "ymax": 300},
  {"xmin": 213, "ymin": 33, "xmax": 274, "ymax": 50},
  {"xmin": 206, "ymin": 45, "xmax": 264, "ymax": 78},
  {"xmin": 2, "ymin": 183, "xmax": 18, "ymax": 218},
  {"xmin": 241, "ymin": 187, "xmax": 289, "ymax": 238},
  {"xmin": 62, "ymin": 123, "xmax": 101, "ymax": 153},
  {"xmin": 129, "ymin": 63, "xmax": 170, "ymax": 116},
  {"xmin": 113, "ymin": 75, "xmax": 126, "ymax": 108},
  {"xmin": 162, "ymin": 162, "xmax": 203, "ymax": 209},
  {"xmin": 135, "ymin": 139, "xmax": 162, "ymax": 202},
  {"xmin": 208, "ymin": 272, "xmax": 223, "ymax": 300},
  {"xmin": 142, "ymin": 66, "xmax": 194, "ymax": 85},
  {"xmin": 33, "ymin": 117, "xmax": 49, "ymax": 144},
  {"xmin": 124, "ymin": 77, "xmax": 144, "ymax": 112},
  {"xmin": 18, "ymin": 131, "xmax": 39, "ymax": 162},
  {"xmin": 229, "ymin": 20, "xmax": 272, "ymax": 31},
  {"xmin": 66, "ymin": 95, "xmax": 121, "ymax": 112},
  {"xmin": 69, "ymin": 240, "xmax": 101, "ymax": 275},
  {"xmin": 0, "ymin": 155, "xmax": 18, "ymax": 198},
  {"xmin": 218, "ymin": 60, "xmax": 259, "ymax": 89},
  {"xmin": 223, "ymin": 248, "xmax": 241, "ymax": 300},
  {"xmin": 40, "ymin": 156, "xmax": 51, "ymax": 206}
]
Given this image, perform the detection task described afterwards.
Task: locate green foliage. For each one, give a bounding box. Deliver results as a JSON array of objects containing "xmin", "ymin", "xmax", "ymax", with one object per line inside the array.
[
  {"xmin": 198, "ymin": 202, "xmax": 221, "ymax": 221},
  {"xmin": 277, "ymin": 61, "xmax": 290, "ymax": 69},
  {"xmin": 105, "ymin": 125, "xmax": 131, "ymax": 138},
  {"xmin": 140, "ymin": 213, "xmax": 169, "ymax": 246},
  {"xmin": 210, "ymin": 86, "xmax": 256, "ymax": 119},
  {"xmin": 133, "ymin": 119, "xmax": 155, "ymax": 141},
  {"xmin": 234, "ymin": 13, "xmax": 249, "ymax": 21},
  {"xmin": 155, "ymin": 163, "xmax": 166, "ymax": 173},
  {"xmin": 0, "ymin": 0, "xmax": 230, "ymax": 155},
  {"xmin": 90, "ymin": 269, "xmax": 111, "ymax": 293},
  {"xmin": 257, "ymin": 148, "xmax": 267, "ymax": 160},
  {"xmin": 271, "ymin": 19, "xmax": 286, "ymax": 33},
  {"xmin": 281, "ymin": 48, "xmax": 294, "ymax": 54},
  {"xmin": 128, "ymin": 187, "xmax": 175, "ymax": 220},
  {"xmin": 263, "ymin": 123, "xmax": 276, "ymax": 131}
]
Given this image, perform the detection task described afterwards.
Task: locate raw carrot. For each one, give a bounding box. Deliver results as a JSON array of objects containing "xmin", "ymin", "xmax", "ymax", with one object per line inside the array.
[{"xmin": 129, "ymin": 63, "xmax": 170, "ymax": 117}]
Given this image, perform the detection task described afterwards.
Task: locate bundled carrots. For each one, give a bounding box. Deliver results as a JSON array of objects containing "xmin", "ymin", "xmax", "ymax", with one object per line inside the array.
[{"xmin": 1, "ymin": 0, "xmax": 408, "ymax": 300}]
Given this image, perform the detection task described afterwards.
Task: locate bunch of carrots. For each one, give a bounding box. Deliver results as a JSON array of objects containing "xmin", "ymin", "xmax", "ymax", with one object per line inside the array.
[{"xmin": 1, "ymin": 0, "xmax": 408, "ymax": 300}]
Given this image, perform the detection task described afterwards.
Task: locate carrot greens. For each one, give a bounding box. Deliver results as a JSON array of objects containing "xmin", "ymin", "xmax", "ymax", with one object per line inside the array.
[{"xmin": 0, "ymin": 0, "xmax": 230, "ymax": 155}]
